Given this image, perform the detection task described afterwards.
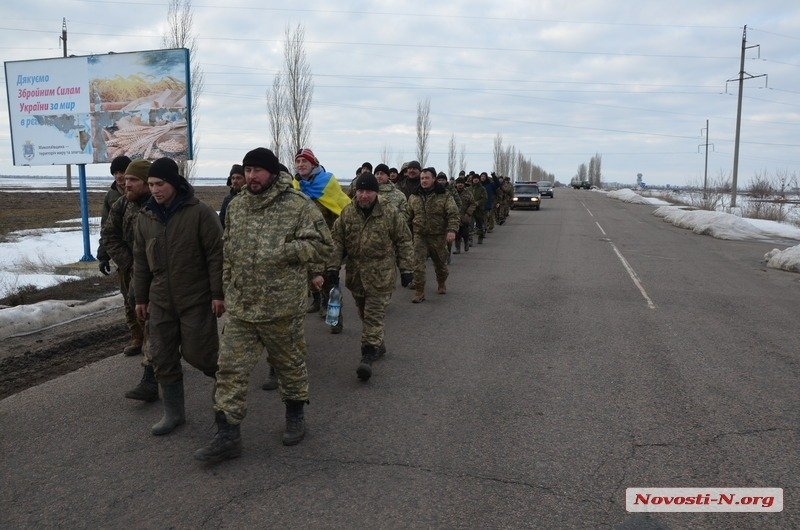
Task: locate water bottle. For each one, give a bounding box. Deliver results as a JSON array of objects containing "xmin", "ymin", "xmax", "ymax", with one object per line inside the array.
[{"xmin": 325, "ymin": 284, "xmax": 342, "ymax": 326}]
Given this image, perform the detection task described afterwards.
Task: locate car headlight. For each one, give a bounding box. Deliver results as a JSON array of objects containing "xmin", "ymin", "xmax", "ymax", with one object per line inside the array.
[
  {"xmin": 533, "ymin": 197, "xmax": 540, "ymax": 202},
  {"xmin": 512, "ymin": 197, "xmax": 518, "ymax": 201}
]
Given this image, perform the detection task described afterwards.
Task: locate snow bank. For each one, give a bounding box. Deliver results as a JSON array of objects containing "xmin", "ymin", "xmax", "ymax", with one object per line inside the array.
[
  {"xmin": 653, "ymin": 206, "xmax": 774, "ymax": 241},
  {"xmin": 0, "ymin": 294, "xmax": 122, "ymax": 340},
  {"xmin": 764, "ymin": 245, "xmax": 800, "ymax": 273},
  {"xmin": 608, "ymin": 188, "xmax": 654, "ymax": 205}
]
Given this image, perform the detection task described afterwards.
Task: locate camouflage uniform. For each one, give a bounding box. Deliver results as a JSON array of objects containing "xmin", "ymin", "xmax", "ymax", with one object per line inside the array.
[
  {"xmin": 499, "ymin": 179, "xmax": 513, "ymax": 220},
  {"xmin": 214, "ymin": 172, "xmax": 332, "ymax": 424},
  {"xmin": 407, "ymin": 185, "xmax": 460, "ymax": 294},
  {"xmin": 378, "ymin": 181, "xmax": 409, "ymax": 223},
  {"xmin": 101, "ymin": 194, "xmax": 148, "ymax": 364},
  {"xmin": 454, "ymin": 186, "xmax": 477, "ymax": 252},
  {"xmin": 329, "ymin": 197, "xmax": 414, "ymax": 347},
  {"xmin": 470, "ymin": 181, "xmax": 488, "ymax": 242}
]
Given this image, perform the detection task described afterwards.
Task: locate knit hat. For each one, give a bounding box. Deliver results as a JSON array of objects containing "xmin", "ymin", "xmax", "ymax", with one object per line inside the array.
[
  {"xmin": 295, "ymin": 148, "xmax": 319, "ymax": 166},
  {"xmin": 229, "ymin": 164, "xmax": 244, "ymax": 177},
  {"xmin": 148, "ymin": 158, "xmax": 183, "ymax": 189},
  {"xmin": 243, "ymin": 147, "xmax": 281, "ymax": 174},
  {"xmin": 407, "ymin": 160, "xmax": 421, "ymax": 170},
  {"xmin": 455, "ymin": 176, "xmax": 467, "ymax": 184},
  {"xmin": 110, "ymin": 155, "xmax": 132, "ymax": 175},
  {"xmin": 423, "ymin": 166, "xmax": 437, "ymax": 177},
  {"xmin": 374, "ymin": 163, "xmax": 390, "ymax": 175},
  {"xmin": 354, "ymin": 172, "xmax": 379, "ymax": 192},
  {"xmin": 437, "ymin": 171, "xmax": 447, "ymax": 179},
  {"xmin": 362, "ymin": 161, "xmax": 373, "ymax": 172},
  {"xmin": 124, "ymin": 160, "xmax": 151, "ymax": 183}
]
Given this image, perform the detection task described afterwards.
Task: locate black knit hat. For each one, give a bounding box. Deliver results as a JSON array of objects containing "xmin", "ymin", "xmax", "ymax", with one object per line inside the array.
[
  {"xmin": 110, "ymin": 155, "xmax": 132, "ymax": 175},
  {"xmin": 242, "ymin": 147, "xmax": 280, "ymax": 174},
  {"xmin": 374, "ymin": 163, "xmax": 390, "ymax": 175},
  {"xmin": 407, "ymin": 160, "xmax": 422, "ymax": 170},
  {"xmin": 229, "ymin": 164, "xmax": 244, "ymax": 177},
  {"xmin": 455, "ymin": 176, "xmax": 467, "ymax": 184},
  {"xmin": 354, "ymin": 172, "xmax": 379, "ymax": 192},
  {"xmin": 149, "ymin": 157, "xmax": 183, "ymax": 189},
  {"xmin": 423, "ymin": 166, "xmax": 437, "ymax": 176},
  {"xmin": 437, "ymin": 171, "xmax": 447, "ymax": 179}
]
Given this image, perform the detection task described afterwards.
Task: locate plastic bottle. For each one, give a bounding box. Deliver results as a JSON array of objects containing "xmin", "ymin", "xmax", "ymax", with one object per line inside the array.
[{"xmin": 325, "ymin": 284, "xmax": 342, "ymax": 326}]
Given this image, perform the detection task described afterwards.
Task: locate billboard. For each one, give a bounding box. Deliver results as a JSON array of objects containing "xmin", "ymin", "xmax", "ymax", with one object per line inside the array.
[{"xmin": 5, "ymin": 48, "xmax": 192, "ymax": 166}]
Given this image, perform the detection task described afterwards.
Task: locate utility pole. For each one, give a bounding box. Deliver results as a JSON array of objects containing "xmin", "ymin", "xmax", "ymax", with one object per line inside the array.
[
  {"xmin": 60, "ymin": 18, "xmax": 73, "ymax": 190},
  {"xmin": 698, "ymin": 120, "xmax": 714, "ymax": 201},
  {"xmin": 727, "ymin": 25, "xmax": 766, "ymax": 208}
]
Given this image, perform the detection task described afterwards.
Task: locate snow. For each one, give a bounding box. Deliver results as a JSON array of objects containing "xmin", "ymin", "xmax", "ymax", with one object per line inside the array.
[{"xmin": 0, "ymin": 295, "xmax": 122, "ymax": 340}]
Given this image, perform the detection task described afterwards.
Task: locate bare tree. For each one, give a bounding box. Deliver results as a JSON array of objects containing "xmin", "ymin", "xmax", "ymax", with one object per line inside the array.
[
  {"xmin": 162, "ymin": 0, "xmax": 204, "ymax": 181},
  {"xmin": 447, "ymin": 134, "xmax": 456, "ymax": 178},
  {"xmin": 283, "ymin": 24, "xmax": 313, "ymax": 155},
  {"xmin": 379, "ymin": 144, "xmax": 391, "ymax": 164},
  {"xmin": 265, "ymin": 75, "xmax": 286, "ymax": 163},
  {"xmin": 416, "ymin": 97, "xmax": 431, "ymax": 166},
  {"xmin": 458, "ymin": 144, "xmax": 467, "ymax": 174},
  {"xmin": 492, "ymin": 133, "xmax": 503, "ymax": 173}
]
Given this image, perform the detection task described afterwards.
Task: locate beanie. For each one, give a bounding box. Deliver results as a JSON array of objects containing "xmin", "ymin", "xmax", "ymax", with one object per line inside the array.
[
  {"xmin": 148, "ymin": 157, "xmax": 183, "ymax": 189},
  {"xmin": 124, "ymin": 160, "xmax": 151, "ymax": 183},
  {"xmin": 242, "ymin": 147, "xmax": 281, "ymax": 175},
  {"xmin": 423, "ymin": 166, "xmax": 437, "ymax": 177},
  {"xmin": 110, "ymin": 155, "xmax": 132, "ymax": 175},
  {"xmin": 437, "ymin": 171, "xmax": 447, "ymax": 179},
  {"xmin": 361, "ymin": 161, "xmax": 373, "ymax": 172},
  {"xmin": 354, "ymin": 172, "xmax": 379, "ymax": 192},
  {"xmin": 294, "ymin": 148, "xmax": 319, "ymax": 166},
  {"xmin": 455, "ymin": 176, "xmax": 467, "ymax": 184},
  {"xmin": 229, "ymin": 164, "xmax": 244, "ymax": 177},
  {"xmin": 407, "ymin": 160, "xmax": 421, "ymax": 170},
  {"xmin": 374, "ymin": 163, "xmax": 390, "ymax": 175}
]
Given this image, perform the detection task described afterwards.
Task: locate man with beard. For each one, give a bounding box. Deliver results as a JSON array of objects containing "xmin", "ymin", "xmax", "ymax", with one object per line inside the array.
[
  {"xmin": 327, "ymin": 172, "xmax": 414, "ymax": 382},
  {"xmin": 194, "ymin": 148, "xmax": 332, "ymax": 462},
  {"xmin": 219, "ymin": 164, "xmax": 245, "ymax": 228},
  {"xmin": 407, "ymin": 167, "xmax": 460, "ymax": 303},
  {"xmin": 101, "ymin": 159, "xmax": 157, "ymax": 402},
  {"xmin": 398, "ymin": 160, "xmax": 422, "ymax": 198},
  {"xmin": 133, "ymin": 158, "xmax": 224, "ymax": 436}
]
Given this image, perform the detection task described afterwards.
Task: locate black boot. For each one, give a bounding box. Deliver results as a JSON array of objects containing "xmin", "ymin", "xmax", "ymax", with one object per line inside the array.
[
  {"xmin": 124, "ymin": 365, "xmax": 159, "ymax": 402},
  {"xmin": 194, "ymin": 411, "xmax": 242, "ymax": 463},
  {"xmin": 453, "ymin": 242, "xmax": 461, "ymax": 254},
  {"xmin": 357, "ymin": 344, "xmax": 377, "ymax": 381},
  {"xmin": 261, "ymin": 366, "xmax": 278, "ymax": 391},
  {"xmin": 282, "ymin": 400, "xmax": 306, "ymax": 446},
  {"xmin": 151, "ymin": 380, "xmax": 185, "ymax": 436},
  {"xmin": 330, "ymin": 312, "xmax": 343, "ymax": 334},
  {"xmin": 306, "ymin": 291, "xmax": 321, "ymax": 313},
  {"xmin": 375, "ymin": 341, "xmax": 386, "ymax": 359}
]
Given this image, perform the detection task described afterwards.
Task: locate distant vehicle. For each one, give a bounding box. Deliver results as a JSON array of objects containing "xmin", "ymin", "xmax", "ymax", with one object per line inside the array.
[
  {"xmin": 537, "ymin": 181, "xmax": 554, "ymax": 198},
  {"xmin": 572, "ymin": 180, "xmax": 591, "ymax": 190},
  {"xmin": 512, "ymin": 183, "xmax": 541, "ymax": 210}
]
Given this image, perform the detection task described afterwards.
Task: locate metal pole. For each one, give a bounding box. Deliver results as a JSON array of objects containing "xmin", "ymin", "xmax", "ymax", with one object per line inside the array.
[
  {"xmin": 77, "ymin": 164, "xmax": 95, "ymax": 262},
  {"xmin": 731, "ymin": 25, "xmax": 746, "ymax": 208},
  {"xmin": 703, "ymin": 119, "xmax": 709, "ymax": 200},
  {"xmin": 61, "ymin": 18, "xmax": 73, "ymax": 190}
]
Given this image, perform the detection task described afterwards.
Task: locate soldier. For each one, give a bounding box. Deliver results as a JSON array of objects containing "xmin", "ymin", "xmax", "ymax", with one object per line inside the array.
[
  {"xmin": 133, "ymin": 157, "xmax": 224, "ymax": 436},
  {"xmin": 453, "ymin": 176, "xmax": 477, "ymax": 254},
  {"xmin": 437, "ymin": 172, "xmax": 460, "ymax": 264},
  {"xmin": 480, "ymin": 172, "xmax": 501, "ymax": 233},
  {"xmin": 101, "ymin": 160, "xmax": 158, "ymax": 402},
  {"xmin": 97, "ymin": 155, "xmax": 142, "ymax": 356},
  {"xmin": 219, "ymin": 164, "xmax": 244, "ymax": 229},
  {"xmin": 292, "ymin": 148, "xmax": 350, "ymax": 333},
  {"xmin": 388, "ymin": 167, "xmax": 399, "ymax": 184},
  {"xmin": 470, "ymin": 173, "xmax": 488, "ymax": 244},
  {"xmin": 194, "ymin": 148, "xmax": 332, "ymax": 463},
  {"xmin": 407, "ymin": 167, "xmax": 460, "ymax": 302},
  {"xmin": 398, "ymin": 160, "xmax": 422, "ymax": 198},
  {"xmin": 498, "ymin": 176, "xmax": 514, "ymax": 223},
  {"xmin": 375, "ymin": 163, "xmax": 409, "ymax": 222},
  {"xmin": 328, "ymin": 172, "xmax": 414, "ymax": 381}
]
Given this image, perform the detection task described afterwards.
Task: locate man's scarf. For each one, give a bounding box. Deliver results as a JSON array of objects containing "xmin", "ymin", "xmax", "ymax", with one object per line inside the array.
[{"xmin": 293, "ymin": 167, "xmax": 351, "ymax": 216}]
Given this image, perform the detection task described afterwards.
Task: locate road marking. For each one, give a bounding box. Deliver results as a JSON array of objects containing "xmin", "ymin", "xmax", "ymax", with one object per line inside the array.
[
  {"xmin": 595, "ymin": 221, "xmax": 607, "ymax": 235},
  {"xmin": 581, "ymin": 201, "xmax": 594, "ymax": 217},
  {"xmin": 595, "ymin": 220, "xmax": 657, "ymax": 310}
]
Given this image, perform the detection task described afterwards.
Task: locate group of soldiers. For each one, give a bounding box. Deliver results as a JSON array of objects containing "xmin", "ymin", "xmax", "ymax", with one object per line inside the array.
[{"xmin": 96, "ymin": 148, "xmax": 514, "ymax": 464}]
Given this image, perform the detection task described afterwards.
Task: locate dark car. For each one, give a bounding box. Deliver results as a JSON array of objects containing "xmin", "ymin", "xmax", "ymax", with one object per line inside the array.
[
  {"xmin": 512, "ymin": 183, "xmax": 541, "ymax": 210},
  {"xmin": 537, "ymin": 180, "xmax": 554, "ymax": 198}
]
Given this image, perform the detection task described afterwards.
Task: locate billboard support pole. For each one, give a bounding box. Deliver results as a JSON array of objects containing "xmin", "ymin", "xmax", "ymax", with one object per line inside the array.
[{"xmin": 77, "ymin": 164, "xmax": 95, "ymax": 262}]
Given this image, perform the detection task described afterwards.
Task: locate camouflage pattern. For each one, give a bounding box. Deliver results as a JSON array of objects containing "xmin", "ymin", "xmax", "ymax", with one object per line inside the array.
[
  {"xmin": 470, "ymin": 183, "xmax": 488, "ymax": 236},
  {"xmin": 214, "ymin": 171, "xmax": 332, "ymax": 421},
  {"xmin": 408, "ymin": 186, "xmax": 459, "ymax": 289},
  {"xmin": 378, "ymin": 182, "xmax": 409, "ymax": 222},
  {"xmin": 413, "ymin": 235, "xmax": 450, "ymax": 289},
  {"xmin": 351, "ymin": 293, "xmax": 392, "ymax": 347},
  {"xmin": 215, "ymin": 315, "xmax": 309, "ymax": 424},
  {"xmin": 455, "ymin": 187, "xmax": 478, "ymax": 250},
  {"xmin": 97, "ymin": 182, "xmax": 122, "ymax": 261}
]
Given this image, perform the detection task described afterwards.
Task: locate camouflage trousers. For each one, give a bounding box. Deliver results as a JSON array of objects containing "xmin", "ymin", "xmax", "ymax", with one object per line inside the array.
[
  {"xmin": 148, "ymin": 302, "xmax": 219, "ymax": 384},
  {"xmin": 472, "ymin": 212, "xmax": 486, "ymax": 236},
  {"xmin": 485, "ymin": 208, "xmax": 495, "ymax": 230},
  {"xmin": 214, "ymin": 314, "xmax": 309, "ymax": 425},
  {"xmin": 413, "ymin": 234, "xmax": 448, "ymax": 290},
  {"xmin": 119, "ymin": 267, "xmax": 150, "ymax": 367},
  {"xmin": 351, "ymin": 292, "xmax": 392, "ymax": 347}
]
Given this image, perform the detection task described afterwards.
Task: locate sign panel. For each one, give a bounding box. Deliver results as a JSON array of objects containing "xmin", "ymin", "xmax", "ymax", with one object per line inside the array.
[{"xmin": 5, "ymin": 48, "xmax": 192, "ymax": 166}]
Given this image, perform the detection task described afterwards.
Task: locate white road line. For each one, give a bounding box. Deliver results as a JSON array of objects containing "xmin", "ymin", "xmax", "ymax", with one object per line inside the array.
[
  {"xmin": 581, "ymin": 201, "xmax": 594, "ymax": 216},
  {"xmin": 610, "ymin": 242, "xmax": 657, "ymax": 309},
  {"xmin": 595, "ymin": 221, "xmax": 607, "ymax": 235}
]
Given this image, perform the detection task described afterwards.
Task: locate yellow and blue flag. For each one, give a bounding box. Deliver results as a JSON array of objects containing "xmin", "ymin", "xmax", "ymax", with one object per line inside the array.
[{"xmin": 293, "ymin": 169, "xmax": 351, "ymax": 216}]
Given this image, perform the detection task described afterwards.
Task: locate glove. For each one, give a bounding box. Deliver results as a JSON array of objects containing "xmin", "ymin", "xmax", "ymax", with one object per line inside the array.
[
  {"xmin": 99, "ymin": 260, "xmax": 111, "ymax": 276},
  {"xmin": 325, "ymin": 269, "xmax": 340, "ymax": 287},
  {"xmin": 461, "ymin": 214, "xmax": 471, "ymax": 224},
  {"xmin": 400, "ymin": 272, "xmax": 413, "ymax": 288},
  {"xmin": 491, "ymin": 171, "xmax": 496, "ymax": 178}
]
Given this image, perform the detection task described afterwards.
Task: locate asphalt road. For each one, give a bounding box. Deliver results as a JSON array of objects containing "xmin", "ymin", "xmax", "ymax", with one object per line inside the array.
[{"xmin": 1, "ymin": 189, "xmax": 797, "ymax": 528}]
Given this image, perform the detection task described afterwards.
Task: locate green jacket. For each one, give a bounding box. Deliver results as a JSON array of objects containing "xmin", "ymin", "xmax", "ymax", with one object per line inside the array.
[
  {"xmin": 407, "ymin": 184, "xmax": 460, "ymax": 237},
  {"xmin": 97, "ymin": 182, "xmax": 123, "ymax": 261},
  {"xmin": 101, "ymin": 194, "xmax": 149, "ymax": 272},
  {"xmin": 223, "ymin": 172, "xmax": 333, "ymax": 322},
  {"xmin": 133, "ymin": 185, "xmax": 224, "ymax": 312},
  {"xmin": 469, "ymin": 184, "xmax": 488, "ymax": 217},
  {"xmin": 455, "ymin": 187, "xmax": 478, "ymax": 220},
  {"xmin": 329, "ymin": 198, "xmax": 414, "ymax": 296},
  {"xmin": 378, "ymin": 182, "xmax": 410, "ymax": 223}
]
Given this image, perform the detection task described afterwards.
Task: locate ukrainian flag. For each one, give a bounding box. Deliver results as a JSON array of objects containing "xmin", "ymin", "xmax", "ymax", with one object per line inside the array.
[{"xmin": 293, "ymin": 169, "xmax": 351, "ymax": 216}]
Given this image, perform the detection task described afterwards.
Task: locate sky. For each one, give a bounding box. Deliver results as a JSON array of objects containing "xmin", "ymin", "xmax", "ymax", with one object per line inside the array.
[{"xmin": 1, "ymin": 1, "xmax": 799, "ymax": 187}]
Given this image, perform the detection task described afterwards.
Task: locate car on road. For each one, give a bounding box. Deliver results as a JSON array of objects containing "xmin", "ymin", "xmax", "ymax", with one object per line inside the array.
[
  {"xmin": 537, "ymin": 180, "xmax": 554, "ymax": 198},
  {"xmin": 512, "ymin": 183, "xmax": 541, "ymax": 210}
]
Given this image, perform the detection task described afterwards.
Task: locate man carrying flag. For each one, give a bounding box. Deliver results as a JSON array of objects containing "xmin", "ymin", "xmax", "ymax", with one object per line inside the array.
[{"xmin": 293, "ymin": 148, "xmax": 351, "ymax": 334}]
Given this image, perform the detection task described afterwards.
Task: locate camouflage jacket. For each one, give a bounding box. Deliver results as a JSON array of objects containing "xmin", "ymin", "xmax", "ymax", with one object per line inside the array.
[
  {"xmin": 97, "ymin": 182, "xmax": 123, "ymax": 261},
  {"xmin": 224, "ymin": 172, "xmax": 333, "ymax": 322},
  {"xmin": 378, "ymin": 182, "xmax": 409, "ymax": 222},
  {"xmin": 455, "ymin": 187, "xmax": 478, "ymax": 220},
  {"xmin": 469, "ymin": 184, "xmax": 488, "ymax": 215},
  {"xmin": 407, "ymin": 184, "xmax": 460, "ymax": 237},
  {"xmin": 133, "ymin": 185, "xmax": 224, "ymax": 312},
  {"xmin": 101, "ymin": 194, "xmax": 148, "ymax": 272},
  {"xmin": 329, "ymin": 198, "xmax": 414, "ymax": 295}
]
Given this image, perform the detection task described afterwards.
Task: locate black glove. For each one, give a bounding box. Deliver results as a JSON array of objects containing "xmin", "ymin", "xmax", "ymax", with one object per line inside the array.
[
  {"xmin": 400, "ymin": 272, "xmax": 413, "ymax": 288},
  {"xmin": 325, "ymin": 269, "xmax": 340, "ymax": 287},
  {"xmin": 99, "ymin": 260, "xmax": 111, "ymax": 276},
  {"xmin": 491, "ymin": 171, "xmax": 496, "ymax": 178}
]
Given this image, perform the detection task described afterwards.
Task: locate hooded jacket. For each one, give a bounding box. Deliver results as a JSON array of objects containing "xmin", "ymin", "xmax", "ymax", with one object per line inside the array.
[{"xmin": 407, "ymin": 183, "xmax": 460, "ymax": 237}]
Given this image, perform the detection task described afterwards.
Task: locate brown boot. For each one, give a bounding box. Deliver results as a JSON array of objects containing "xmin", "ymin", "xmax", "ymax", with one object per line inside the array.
[
  {"xmin": 412, "ymin": 289, "xmax": 426, "ymax": 303},
  {"xmin": 437, "ymin": 282, "xmax": 446, "ymax": 295},
  {"xmin": 123, "ymin": 325, "xmax": 144, "ymax": 356}
]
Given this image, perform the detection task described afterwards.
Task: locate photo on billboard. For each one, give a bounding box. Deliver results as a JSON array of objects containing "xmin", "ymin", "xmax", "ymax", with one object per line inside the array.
[{"xmin": 5, "ymin": 48, "xmax": 192, "ymax": 166}]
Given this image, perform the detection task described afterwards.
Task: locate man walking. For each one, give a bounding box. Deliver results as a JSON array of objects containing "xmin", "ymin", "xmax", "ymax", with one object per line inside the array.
[
  {"xmin": 133, "ymin": 157, "xmax": 224, "ymax": 436},
  {"xmin": 219, "ymin": 164, "xmax": 245, "ymax": 228},
  {"xmin": 327, "ymin": 172, "xmax": 414, "ymax": 381},
  {"xmin": 453, "ymin": 176, "xmax": 477, "ymax": 254},
  {"xmin": 195, "ymin": 148, "xmax": 332, "ymax": 463},
  {"xmin": 374, "ymin": 163, "xmax": 409, "ymax": 221}
]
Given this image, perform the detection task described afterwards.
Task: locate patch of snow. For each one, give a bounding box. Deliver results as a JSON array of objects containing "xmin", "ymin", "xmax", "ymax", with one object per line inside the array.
[
  {"xmin": 653, "ymin": 206, "xmax": 775, "ymax": 241},
  {"xmin": 0, "ymin": 294, "xmax": 122, "ymax": 340},
  {"xmin": 608, "ymin": 188, "xmax": 670, "ymax": 206},
  {"xmin": 764, "ymin": 246, "xmax": 800, "ymax": 273}
]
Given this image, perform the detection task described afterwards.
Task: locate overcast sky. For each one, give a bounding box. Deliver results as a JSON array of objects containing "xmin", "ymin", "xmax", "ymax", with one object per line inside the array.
[{"xmin": 1, "ymin": 1, "xmax": 799, "ymax": 187}]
